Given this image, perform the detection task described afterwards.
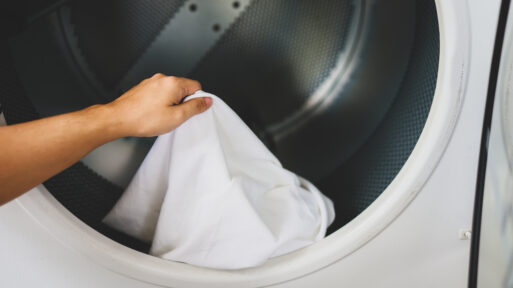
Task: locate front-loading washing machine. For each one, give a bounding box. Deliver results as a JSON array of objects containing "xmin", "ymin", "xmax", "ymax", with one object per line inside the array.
[{"xmin": 0, "ymin": 0, "xmax": 507, "ymax": 287}]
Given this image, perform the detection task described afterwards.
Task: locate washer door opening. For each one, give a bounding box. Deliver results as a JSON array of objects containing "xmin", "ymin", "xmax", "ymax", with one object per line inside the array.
[{"xmin": 0, "ymin": 0, "xmax": 469, "ymax": 286}]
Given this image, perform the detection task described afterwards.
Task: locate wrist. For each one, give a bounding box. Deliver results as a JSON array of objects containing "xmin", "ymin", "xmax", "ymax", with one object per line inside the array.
[{"xmin": 83, "ymin": 104, "xmax": 129, "ymax": 142}]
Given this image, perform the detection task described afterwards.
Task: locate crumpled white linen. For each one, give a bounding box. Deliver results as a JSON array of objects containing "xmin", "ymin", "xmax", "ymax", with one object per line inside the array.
[{"xmin": 103, "ymin": 91, "xmax": 335, "ymax": 269}]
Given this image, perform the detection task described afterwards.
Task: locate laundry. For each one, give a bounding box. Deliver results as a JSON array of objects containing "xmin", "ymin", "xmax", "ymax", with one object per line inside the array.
[{"xmin": 103, "ymin": 91, "xmax": 335, "ymax": 269}]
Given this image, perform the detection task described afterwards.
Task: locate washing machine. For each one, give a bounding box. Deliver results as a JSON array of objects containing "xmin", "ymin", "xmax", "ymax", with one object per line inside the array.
[{"xmin": 0, "ymin": 0, "xmax": 507, "ymax": 287}]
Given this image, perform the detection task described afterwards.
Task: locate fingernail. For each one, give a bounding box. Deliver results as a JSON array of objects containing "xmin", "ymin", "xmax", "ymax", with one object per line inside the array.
[{"xmin": 204, "ymin": 97, "xmax": 213, "ymax": 108}]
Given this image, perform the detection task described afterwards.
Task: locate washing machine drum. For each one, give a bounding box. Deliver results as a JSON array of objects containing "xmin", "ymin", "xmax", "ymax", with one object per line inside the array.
[{"xmin": 0, "ymin": 0, "xmax": 439, "ymax": 252}]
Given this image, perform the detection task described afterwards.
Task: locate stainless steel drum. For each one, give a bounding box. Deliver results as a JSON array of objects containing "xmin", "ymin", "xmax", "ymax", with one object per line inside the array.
[{"xmin": 2, "ymin": 0, "xmax": 439, "ymax": 251}]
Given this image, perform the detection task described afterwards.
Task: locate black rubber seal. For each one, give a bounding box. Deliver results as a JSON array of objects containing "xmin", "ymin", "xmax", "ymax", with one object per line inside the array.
[{"xmin": 468, "ymin": 0, "xmax": 511, "ymax": 286}]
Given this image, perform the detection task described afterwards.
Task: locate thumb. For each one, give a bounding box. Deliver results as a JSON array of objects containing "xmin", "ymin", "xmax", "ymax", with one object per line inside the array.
[{"xmin": 170, "ymin": 97, "xmax": 212, "ymax": 125}]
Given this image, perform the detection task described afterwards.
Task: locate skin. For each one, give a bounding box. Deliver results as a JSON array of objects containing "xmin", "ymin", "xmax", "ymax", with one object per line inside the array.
[{"xmin": 0, "ymin": 73, "xmax": 212, "ymax": 205}]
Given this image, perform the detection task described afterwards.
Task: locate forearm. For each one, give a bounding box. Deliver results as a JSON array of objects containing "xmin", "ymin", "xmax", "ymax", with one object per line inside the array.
[{"xmin": 0, "ymin": 104, "xmax": 124, "ymax": 204}]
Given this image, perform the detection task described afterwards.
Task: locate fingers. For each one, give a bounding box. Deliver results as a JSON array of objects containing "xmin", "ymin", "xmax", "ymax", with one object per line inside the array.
[
  {"xmin": 171, "ymin": 77, "xmax": 202, "ymax": 102},
  {"xmin": 169, "ymin": 97, "xmax": 212, "ymax": 126},
  {"xmin": 151, "ymin": 73, "xmax": 165, "ymax": 79},
  {"xmin": 151, "ymin": 74, "xmax": 202, "ymax": 104},
  {"xmin": 112, "ymin": 73, "xmax": 208, "ymax": 137},
  {"xmin": 140, "ymin": 72, "xmax": 165, "ymax": 84}
]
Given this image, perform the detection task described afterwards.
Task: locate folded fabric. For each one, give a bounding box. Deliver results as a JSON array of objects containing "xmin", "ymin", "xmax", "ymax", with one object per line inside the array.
[{"xmin": 103, "ymin": 91, "xmax": 335, "ymax": 269}]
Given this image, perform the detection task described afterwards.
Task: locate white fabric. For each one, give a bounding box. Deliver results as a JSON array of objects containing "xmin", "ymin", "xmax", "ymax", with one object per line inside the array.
[{"xmin": 103, "ymin": 91, "xmax": 335, "ymax": 269}]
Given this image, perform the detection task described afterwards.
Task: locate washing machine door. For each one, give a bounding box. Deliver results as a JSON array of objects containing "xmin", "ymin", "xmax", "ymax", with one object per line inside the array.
[
  {"xmin": 472, "ymin": 0, "xmax": 513, "ymax": 286},
  {"xmin": 1, "ymin": 1, "xmax": 473, "ymax": 286},
  {"xmin": 2, "ymin": 0, "xmax": 490, "ymax": 286}
]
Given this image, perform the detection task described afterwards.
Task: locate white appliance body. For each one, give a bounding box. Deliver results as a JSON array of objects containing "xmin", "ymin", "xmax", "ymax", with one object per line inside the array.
[{"xmin": 0, "ymin": 0, "xmax": 503, "ymax": 287}]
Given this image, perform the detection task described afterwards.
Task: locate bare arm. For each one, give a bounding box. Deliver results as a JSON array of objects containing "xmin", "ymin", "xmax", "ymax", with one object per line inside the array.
[{"xmin": 0, "ymin": 74, "xmax": 211, "ymax": 205}]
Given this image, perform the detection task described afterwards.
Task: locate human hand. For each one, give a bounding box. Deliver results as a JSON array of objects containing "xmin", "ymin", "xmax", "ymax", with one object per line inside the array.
[{"xmin": 105, "ymin": 73, "xmax": 212, "ymax": 137}]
